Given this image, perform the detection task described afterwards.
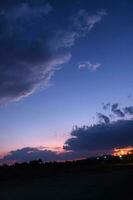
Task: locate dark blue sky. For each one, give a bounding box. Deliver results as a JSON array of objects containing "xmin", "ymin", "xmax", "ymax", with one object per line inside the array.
[{"xmin": 0, "ymin": 0, "xmax": 133, "ymax": 162}]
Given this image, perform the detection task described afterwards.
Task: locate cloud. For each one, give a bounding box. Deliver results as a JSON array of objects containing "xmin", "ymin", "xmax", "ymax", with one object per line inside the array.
[
  {"xmin": 102, "ymin": 102, "xmax": 133, "ymax": 118},
  {"xmin": 2, "ymin": 102, "xmax": 133, "ymax": 164},
  {"xmin": 102, "ymin": 102, "xmax": 110, "ymax": 110},
  {"xmin": 0, "ymin": 5, "xmax": 107, "ymax": 104},
  {"xmin": 111, "ymin": 103, "xmax": 125, "ymax": 117},
  {"xmin": 73, "ymin": 9, "xmax": 107, "ymax": 35},
  {"xmin": 101, "ymin": 102, "xmax": 133, "ymax": 121},
  {"xmin": 1, "ymin": 147, "xmax": 59, "ymax": 163},
  {"xmin": 0, "ymin": 147, "xmax": 88, "ymax": 164},
  {"xmin": 50, "ymin": 31, "xmax": 79, "ymax": 50},
  {"xmin": 78, "ymin": 61, "xmax": 101, "ymax": 71},
  {"xmin": 128, "ymin": 93, "xmax": 132, "ymax": 98},
  {"xmin": 97, "ymin": 113, "xmax": 110, "ymax": 124},
  {"xmin": 0, "ymin": 0, "xmax": 71, "ymax": 104},
  {"xmin": 124, "ymin": 106, "xmax": 133, "ymax": 115},
  {"xmin": 64, "ymin": 119, "xmax": 133, "ymax": 151},
  {"xmin": 51, "ymin": 9, "xmax": 107, "ymax": 51}
]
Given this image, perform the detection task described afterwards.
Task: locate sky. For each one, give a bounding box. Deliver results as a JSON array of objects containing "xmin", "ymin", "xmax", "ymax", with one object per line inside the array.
[{"xmin": 0, "ymin": 0, "xmax": 133, "ymax": 163}]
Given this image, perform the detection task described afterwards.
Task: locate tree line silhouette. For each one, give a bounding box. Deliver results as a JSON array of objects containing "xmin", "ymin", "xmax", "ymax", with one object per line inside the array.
[{"xmin": 0, "ymin": 154, "xmax": 133, "ymax": 181}]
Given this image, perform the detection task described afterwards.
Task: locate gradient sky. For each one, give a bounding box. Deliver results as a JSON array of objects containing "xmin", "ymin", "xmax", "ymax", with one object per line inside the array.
[{"xmin": 0, "ymin": 0, "xmax": 133, "ymax": 161}]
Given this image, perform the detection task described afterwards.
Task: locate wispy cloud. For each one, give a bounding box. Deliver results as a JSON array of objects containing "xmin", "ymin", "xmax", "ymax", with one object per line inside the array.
[
  {"xmin": 73, "ymin": 9, "xmax": 107, "ymax": 35},
  {"xmin": 97, "ymin": 113, "xmax": 110, "ymax": 124},
  {"xmin": 102, "ymin": 102, "xmax": 133, "ymax": 118},
  {"xmin": 102, "ymin": 102, "xmax": 110, "ymax": 110},
  {"xmin": 78, "ymin": 61, "xmax": 101, "ymax": 71},
  {"xmin": 111, "ymin": 103, "xmax": 125, "ymax": 117}
]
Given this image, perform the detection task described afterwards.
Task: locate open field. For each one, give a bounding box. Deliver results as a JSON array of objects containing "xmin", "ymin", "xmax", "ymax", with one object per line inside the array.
[{"xmin": 0, "ymin": 164, "xmax": 133, "ymax": 200}]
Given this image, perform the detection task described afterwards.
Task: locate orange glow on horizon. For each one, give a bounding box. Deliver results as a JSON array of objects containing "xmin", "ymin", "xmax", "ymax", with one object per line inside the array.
[{"xmin": 112, "ymin": 146, "xmax": 133, "ymax": 156}]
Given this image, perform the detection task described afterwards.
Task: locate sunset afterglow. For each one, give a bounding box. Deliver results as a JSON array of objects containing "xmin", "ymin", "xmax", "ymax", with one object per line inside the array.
[{"xmin": 113, "ymin": 147, "xmax": 133, "ymax": 157}]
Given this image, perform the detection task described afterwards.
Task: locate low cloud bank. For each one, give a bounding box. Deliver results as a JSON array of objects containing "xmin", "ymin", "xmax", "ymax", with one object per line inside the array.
[
  {"xmin": 1, "ymin": 118, "xmax": 133, "ymax": 164},
  {"xmin": 0, "ymin": 147, "xmax": 89, "ymax": 164},
  {"xmin": 64, "ymin": 119, "xmax": 133, "ymax": 151}
]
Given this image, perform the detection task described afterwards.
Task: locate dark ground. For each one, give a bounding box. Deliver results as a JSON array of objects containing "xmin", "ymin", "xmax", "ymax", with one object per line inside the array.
[{"xmin": 0, "ymin": 163, "xmax": 133, "ymax": 200}]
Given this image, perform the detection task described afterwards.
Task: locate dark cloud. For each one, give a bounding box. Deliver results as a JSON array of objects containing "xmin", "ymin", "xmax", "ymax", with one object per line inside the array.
[
  {"xmin": 0, "ymin": 0, "xmax": 72, "ymax": 104},
  {"xmin": 64, "ymin": 119, "xmax": 133, "ymax": 151},
  {"xmin": 2, "ymin": 117, "xmax": 133, "ymax": 164},
  {"xmin": 112, "ymin": 103, "xmax": 119, "ymax": 110},
  {"xmin": 124, "ymin": 106, "xmax": 133, "ymax": 115},
  {"xmin": 128, "ymin": 93, "xmax": 132, "ymax": 98},
  {"xmin": 1, "ymin": 147, "xmax": 59, "ymax": 163},
  {"xmin": 97, "ymin": 113, "xmax": 110, "ymax": 124},
  {"xmin": 111, "ymin": 103, "xmax": 125, "ymax": 117},
  {"xmin": 0, "ymin": 1, "xmax": 106, "ymax": 104},
  {"xmin": 0, "ymin": 147, "xmax": 88, "ymax": 164},
  {"xmin": 102, "ymin": 102, "xmax": 110, "ymax": 110},
  {"xmin": 102, "ymin": 102, "xmax": 133, "ymax": 118}
]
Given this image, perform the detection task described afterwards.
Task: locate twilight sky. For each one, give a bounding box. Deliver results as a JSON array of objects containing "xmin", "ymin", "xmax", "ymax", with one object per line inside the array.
[{"xmin": 0, "ymin": 0, "xmax": 133, "ymax": 163}]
